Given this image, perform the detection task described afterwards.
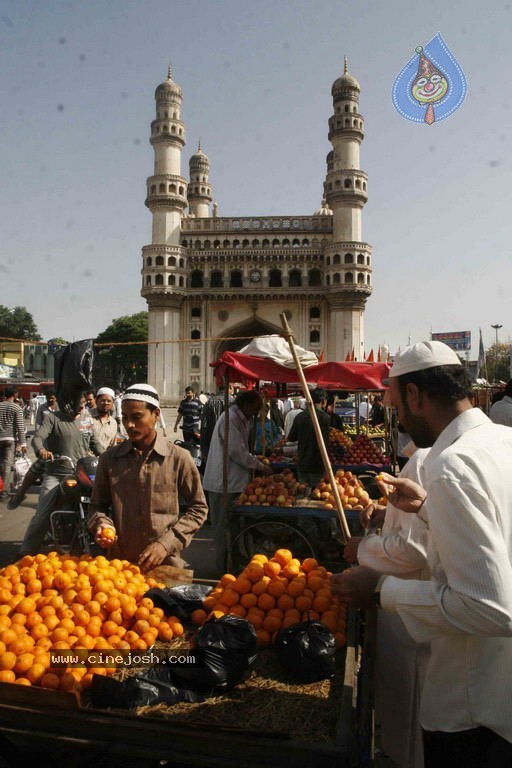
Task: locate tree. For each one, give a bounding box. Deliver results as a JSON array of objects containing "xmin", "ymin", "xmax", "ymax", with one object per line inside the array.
[
  {"xmin": 94, "ymin": 312, "xmax": 148, "ymax": 390},
  {"xmin": 0, "ymin": 305, "xmax": 41, "ymax": 341},
  {"xmin": 485, "ymin": 342, "xmax": 511, "ymax": 383}
]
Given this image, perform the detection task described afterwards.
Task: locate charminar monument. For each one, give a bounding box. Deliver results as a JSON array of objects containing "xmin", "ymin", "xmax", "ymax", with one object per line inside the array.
[{"xmin": 140, "ymin": 59, "xmax": 372, "ymax": 403}]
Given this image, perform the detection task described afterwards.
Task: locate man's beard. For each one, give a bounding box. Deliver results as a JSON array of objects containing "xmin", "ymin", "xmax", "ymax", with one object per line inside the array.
[{"xmin": 401, "ymin": 402, "xmax": 437, "ymax": 448}]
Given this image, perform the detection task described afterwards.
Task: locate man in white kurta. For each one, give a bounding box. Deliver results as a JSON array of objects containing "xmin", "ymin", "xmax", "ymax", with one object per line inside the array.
[{"xmin": 332, "ymin": 341, "xmax": 512, "ymax": 768}]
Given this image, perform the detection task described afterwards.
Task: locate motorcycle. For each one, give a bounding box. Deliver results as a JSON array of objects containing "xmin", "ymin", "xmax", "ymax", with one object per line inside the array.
[
  {"xmin": 174, "ymin": 439, "xmax": 202, "ymax": 470},
  {"xmin": 48, "ymin": 455, "xmax": 99, "ymax": 555}
]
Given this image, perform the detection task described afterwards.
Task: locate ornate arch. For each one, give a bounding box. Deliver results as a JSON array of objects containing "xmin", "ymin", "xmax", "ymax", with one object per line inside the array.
[{"xmin": 214, "ymin": 315, "xmax": 283, "ymax": 358}]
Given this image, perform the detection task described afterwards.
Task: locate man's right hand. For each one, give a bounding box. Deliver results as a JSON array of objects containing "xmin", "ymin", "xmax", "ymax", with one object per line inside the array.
[
  {"xmin": 376, "ymin": 474, "xmax": 427, "ymax": 514},
  {"xmin": 38, "ymin": 449, "xmax": 54, "ymax": 461},
  {"xmin": 261, "ymin": 464, "xmax": 273, "ymax": 476},
  {"xmin": 94, "ymin": 525, "xmax": 117, "ymax": 548}
]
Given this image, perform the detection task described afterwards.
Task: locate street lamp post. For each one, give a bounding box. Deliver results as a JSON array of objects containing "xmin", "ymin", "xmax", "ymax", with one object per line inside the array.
[{"xmin": 491, "ymin": 324, "xmax": 503, "ymax": 382}]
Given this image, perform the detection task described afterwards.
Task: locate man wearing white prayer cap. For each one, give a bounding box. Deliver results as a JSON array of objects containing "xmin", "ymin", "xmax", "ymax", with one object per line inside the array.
[
  {"xmin": 89, "ymin": 383, "xmax": 208, "ymax": 572},
  {"xmin": 332, "ymin": 341, "xmax": 512, "ymax": 767},
  {"xmin": 90, "ymin": 386, "xmax": 118, "ymax": 454}
]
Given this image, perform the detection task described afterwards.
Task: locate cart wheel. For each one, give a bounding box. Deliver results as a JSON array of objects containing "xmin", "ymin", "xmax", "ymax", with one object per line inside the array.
[{"xmin": 230, "ymin": 521, "xmax": 316, "ymax": 572}]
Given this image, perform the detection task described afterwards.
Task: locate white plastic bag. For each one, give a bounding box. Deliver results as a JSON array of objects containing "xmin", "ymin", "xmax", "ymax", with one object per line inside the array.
[{"xmin": 12, "ymin": 456, "xmax": 31, "ymax": 490}]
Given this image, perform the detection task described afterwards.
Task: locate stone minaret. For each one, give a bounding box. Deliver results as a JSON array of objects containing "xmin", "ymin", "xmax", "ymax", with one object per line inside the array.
[
  {"xmin": 188, "ymin": 142, "xmax": 213, "ymax": 218},
  {"xmin": 324, "ymin": 57, "xmax": 372, "ymax": 361},
  {"xmin": 141, "ymin": 67, "xmax": 188, "ymax": 402}
]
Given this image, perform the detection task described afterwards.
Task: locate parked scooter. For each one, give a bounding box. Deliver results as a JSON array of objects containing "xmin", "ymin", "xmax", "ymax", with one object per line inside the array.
[{"xmin": 48, "ymin": 455, "xmax": 99, "ymax": 555}]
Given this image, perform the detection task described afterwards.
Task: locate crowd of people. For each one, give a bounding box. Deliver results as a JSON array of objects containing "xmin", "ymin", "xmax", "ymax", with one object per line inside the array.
[{"xmin": 2, "ymin": 351, "xmax": 512, "ymax": 767}]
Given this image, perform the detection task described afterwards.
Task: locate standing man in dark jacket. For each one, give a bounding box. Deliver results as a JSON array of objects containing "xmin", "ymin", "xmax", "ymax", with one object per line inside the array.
[
  {"xmin": 288, "ymin": 388, "xmax": 330, "ymax": 486},
  {"xmin": 0, "ymin": 386, "xmax": 27, "ymax": 501}
]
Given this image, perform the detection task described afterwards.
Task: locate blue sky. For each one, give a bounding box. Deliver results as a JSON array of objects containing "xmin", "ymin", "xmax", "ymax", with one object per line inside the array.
[{"xmin": 1, "ymin": 0, "xmax": 511, "ymax": 360}]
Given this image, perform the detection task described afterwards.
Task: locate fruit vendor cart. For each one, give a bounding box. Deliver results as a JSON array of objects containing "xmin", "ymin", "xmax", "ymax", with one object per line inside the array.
[
  {"xmin": 212, "ymin": 347, "xmax": 391, "ymax": 570},
  {"xmin": 0, "ymin": 606, "xmax": 373, "ymax": 768}
]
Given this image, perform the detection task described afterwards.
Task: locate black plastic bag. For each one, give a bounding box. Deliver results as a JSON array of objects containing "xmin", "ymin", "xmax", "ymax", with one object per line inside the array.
[
  {"xmin": 90, "ymin": 670, "xmax": 204, "ymax": 710},
  {"xmin": 54, "ymin": 339, "xmax": 95, "ymax": 416},
  {"xmin": 143, "ymin": 584, "xmax": 212, "ymax": 620},
  {"xmin": 275, "ymin": 620, "xmax": 336, "ymax": 683},
  {"xmin": 169, "ymin": 614, "xmax": 257, "ymax": 694}
]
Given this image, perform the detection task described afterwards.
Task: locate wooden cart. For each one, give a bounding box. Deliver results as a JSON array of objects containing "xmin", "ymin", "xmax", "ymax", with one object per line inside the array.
[{"xmin": 0, "ymin": 611, "xmax": 375, "ymax": 768}]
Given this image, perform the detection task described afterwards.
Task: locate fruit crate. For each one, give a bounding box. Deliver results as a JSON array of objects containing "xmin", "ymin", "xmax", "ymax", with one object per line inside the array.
[{"xmin": 0, "ymin": 608, "xmax": 373, "ymax": 768}]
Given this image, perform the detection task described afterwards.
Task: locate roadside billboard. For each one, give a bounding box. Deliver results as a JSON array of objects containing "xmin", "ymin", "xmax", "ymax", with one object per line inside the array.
[{"xmin": 431, "ymin": 331, "xmax": 471, "ymax": 352}]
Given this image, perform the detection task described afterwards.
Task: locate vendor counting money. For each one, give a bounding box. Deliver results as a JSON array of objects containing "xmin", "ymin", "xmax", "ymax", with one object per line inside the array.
[{"xmin": 88, "ymin": 383, "xmax": 208, "ymax": 572}]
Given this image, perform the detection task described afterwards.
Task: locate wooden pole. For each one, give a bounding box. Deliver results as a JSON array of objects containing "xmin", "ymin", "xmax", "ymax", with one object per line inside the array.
[
  {"xmin": 222, "ymin": 374, "xmax": 231, "ymax": 571},
  {"xmin": 280, "ymin": 312, "xmax": 351, "ymax": 543}
]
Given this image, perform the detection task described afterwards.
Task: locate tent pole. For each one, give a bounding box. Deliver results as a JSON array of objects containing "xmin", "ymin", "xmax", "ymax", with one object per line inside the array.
[{"xmin": 280, "ymin": 313, "xmax": 351, "ymax": 543}]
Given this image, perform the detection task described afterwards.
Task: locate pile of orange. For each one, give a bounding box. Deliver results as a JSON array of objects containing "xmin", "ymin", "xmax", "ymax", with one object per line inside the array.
[
  {"xmin": 0, "ymin": 552, "xmax": 183, "ymax": 692},
  {"xmin": 191, "ymin": 549, "xmax": 347, "ymax": 649}
]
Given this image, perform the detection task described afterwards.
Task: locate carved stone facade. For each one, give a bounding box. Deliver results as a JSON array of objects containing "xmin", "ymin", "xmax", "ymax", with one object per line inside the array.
[{"xmin": 141, "ymin": 61, "xmax": 372, "ymax": 404}]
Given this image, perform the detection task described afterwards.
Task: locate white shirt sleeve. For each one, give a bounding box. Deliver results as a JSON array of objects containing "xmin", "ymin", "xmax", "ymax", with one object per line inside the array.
[{"xmin": 382, "ymin": 473, "xmax": 512, "ymax": 644}]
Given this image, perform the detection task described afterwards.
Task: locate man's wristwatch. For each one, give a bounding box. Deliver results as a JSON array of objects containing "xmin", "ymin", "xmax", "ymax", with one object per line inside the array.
[{"xmin": 374, "ymin": 575, "xmax": 386, "ymax": 607}]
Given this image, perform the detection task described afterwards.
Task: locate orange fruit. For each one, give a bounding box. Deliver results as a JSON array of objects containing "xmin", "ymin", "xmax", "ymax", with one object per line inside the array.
[
  {"xmin": 51, "ymin": 627, "xmax": 69, "ymax": 643},
  {"xmin": 232, "ymin": 576, "xmax": 252, "ymax": 595},
  {"xmin": 257, "ymin": 593, "xmax": 275, "ymax": 612},
  {"xmin": 219, "ymin": 573, "xmax": 236, "ymax": 587},
  {"xmin": 0, "ymin": 669, "xmax": 16, "ymax": 683},
  {"xmin": 26, "ymin": 662, "xmax": 46, "ymax": 684},
  {"xmin": 267, "ymin": 579, "xmax": 286, "ymax": 598},
  {"xmin": 10, "ymin": 613, "xmax": 26, "ymax": 626},
  {"xmin": 40, "ymin": 672, "xmax": 61, "ymax": 689},
  {"xmin": 157, "ymin": 623, "xmax": 174, "ymax": 641},
  {"xmin": 14, "ymin": 652, "xmax": 36, "ymax": 676},
  {"xmin": 16, "ymin": 597, "xmax": 36, "ymax": 615},
  {"xmin": 221, "ymin": 588, "xmax": 239, "ymax": 607},
  {"xmin": 287, "ymin": 579, "xmax": 306, "ymax": 597},
  {"xmin": 255, "ymin": 629, "xmax": 271, "ymax": 648},
  {"xmin": 229, "ymin": 604, "xmax": 247, "ymax": 618},
  {"xmin": 168, "ymin": 619, "xmax": 184, "ymax": 637},
  {"xmin": 14, "ymin": 677, "xmax": 32, "ymax": 686},
  {"xmin": 25, "ymin": 612, "xmax": 43, "ymax": 629},
  {"xmin": 295, "ymin": 595, "xmax": 313, "ymax": 612},
  {"xmin": 191, "ymin": 609, "xmax": 208, "ymax": 626},
  {"xmin": 313, "ymin": 595, "xmax": 332, "ymax": 613},
  {"xmin": 250, "ymin": 554, "xmax": 269, "ymax": 564},
  {"xmin": 277, "ymin": 594, "xmax": 295, "ymax": 611},
  {"xmin": 281, "ymin": 561, "xmax": 301, "ymax": 579},
  {"xmin": 281, "ymin": 614, "xmax": 300, "ymax": 629},
  {"xmin": 301, "ymin": 557, "xmax": 319, "ymax": 573},
  {"xmin": 240, "ymin": 592, "xmax": 258, "ymax": 609},
  {"xmin": 320, "ymin": 611, "xmax": 338, "ymax": 632},
  {"xmin": 0, "ymin": 629, "xmax": 18, "ymax": 647},
  {"xmin": 307, "ymin": 576, "xmax": 325, "ymax": 592},
  {"xmin": 26, "ymin": 578, "xmax": 42, "ymax": 594},
  {"xmin": 251, "ymin": 577, "xmax": 271, "ymax": 596},
  {"xmin": 262, "ymin": 615, "xmax": 281, "ymax": 634},
  {"xmin": 273, "ymin": 549, "xmax": 293, "ymax": 567},
  {"xmin": 263, "ymin": 560, "xmax": 281, "ymax": 578},
  {"xmin": 244, "ymin": 562, "xmax": 265, "ymax": 582},
  {"xmin": 30, "ymin": 624, "xmax": 50, "ymax": 641}
]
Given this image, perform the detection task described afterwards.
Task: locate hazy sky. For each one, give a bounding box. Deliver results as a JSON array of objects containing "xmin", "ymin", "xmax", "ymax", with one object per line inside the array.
[{"xmin": 1, "ymin": 0, "xmax": 511, "ymax": 359}]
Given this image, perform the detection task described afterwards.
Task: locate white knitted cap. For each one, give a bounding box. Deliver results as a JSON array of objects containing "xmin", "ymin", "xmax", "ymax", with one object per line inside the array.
[
  {"xmin": 96, "ymin": 387, "xmax": 115, "ymax": 399},
  {"xmin": 122, "ymin": 383, "xmax": 160, "ymax": 408}
]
